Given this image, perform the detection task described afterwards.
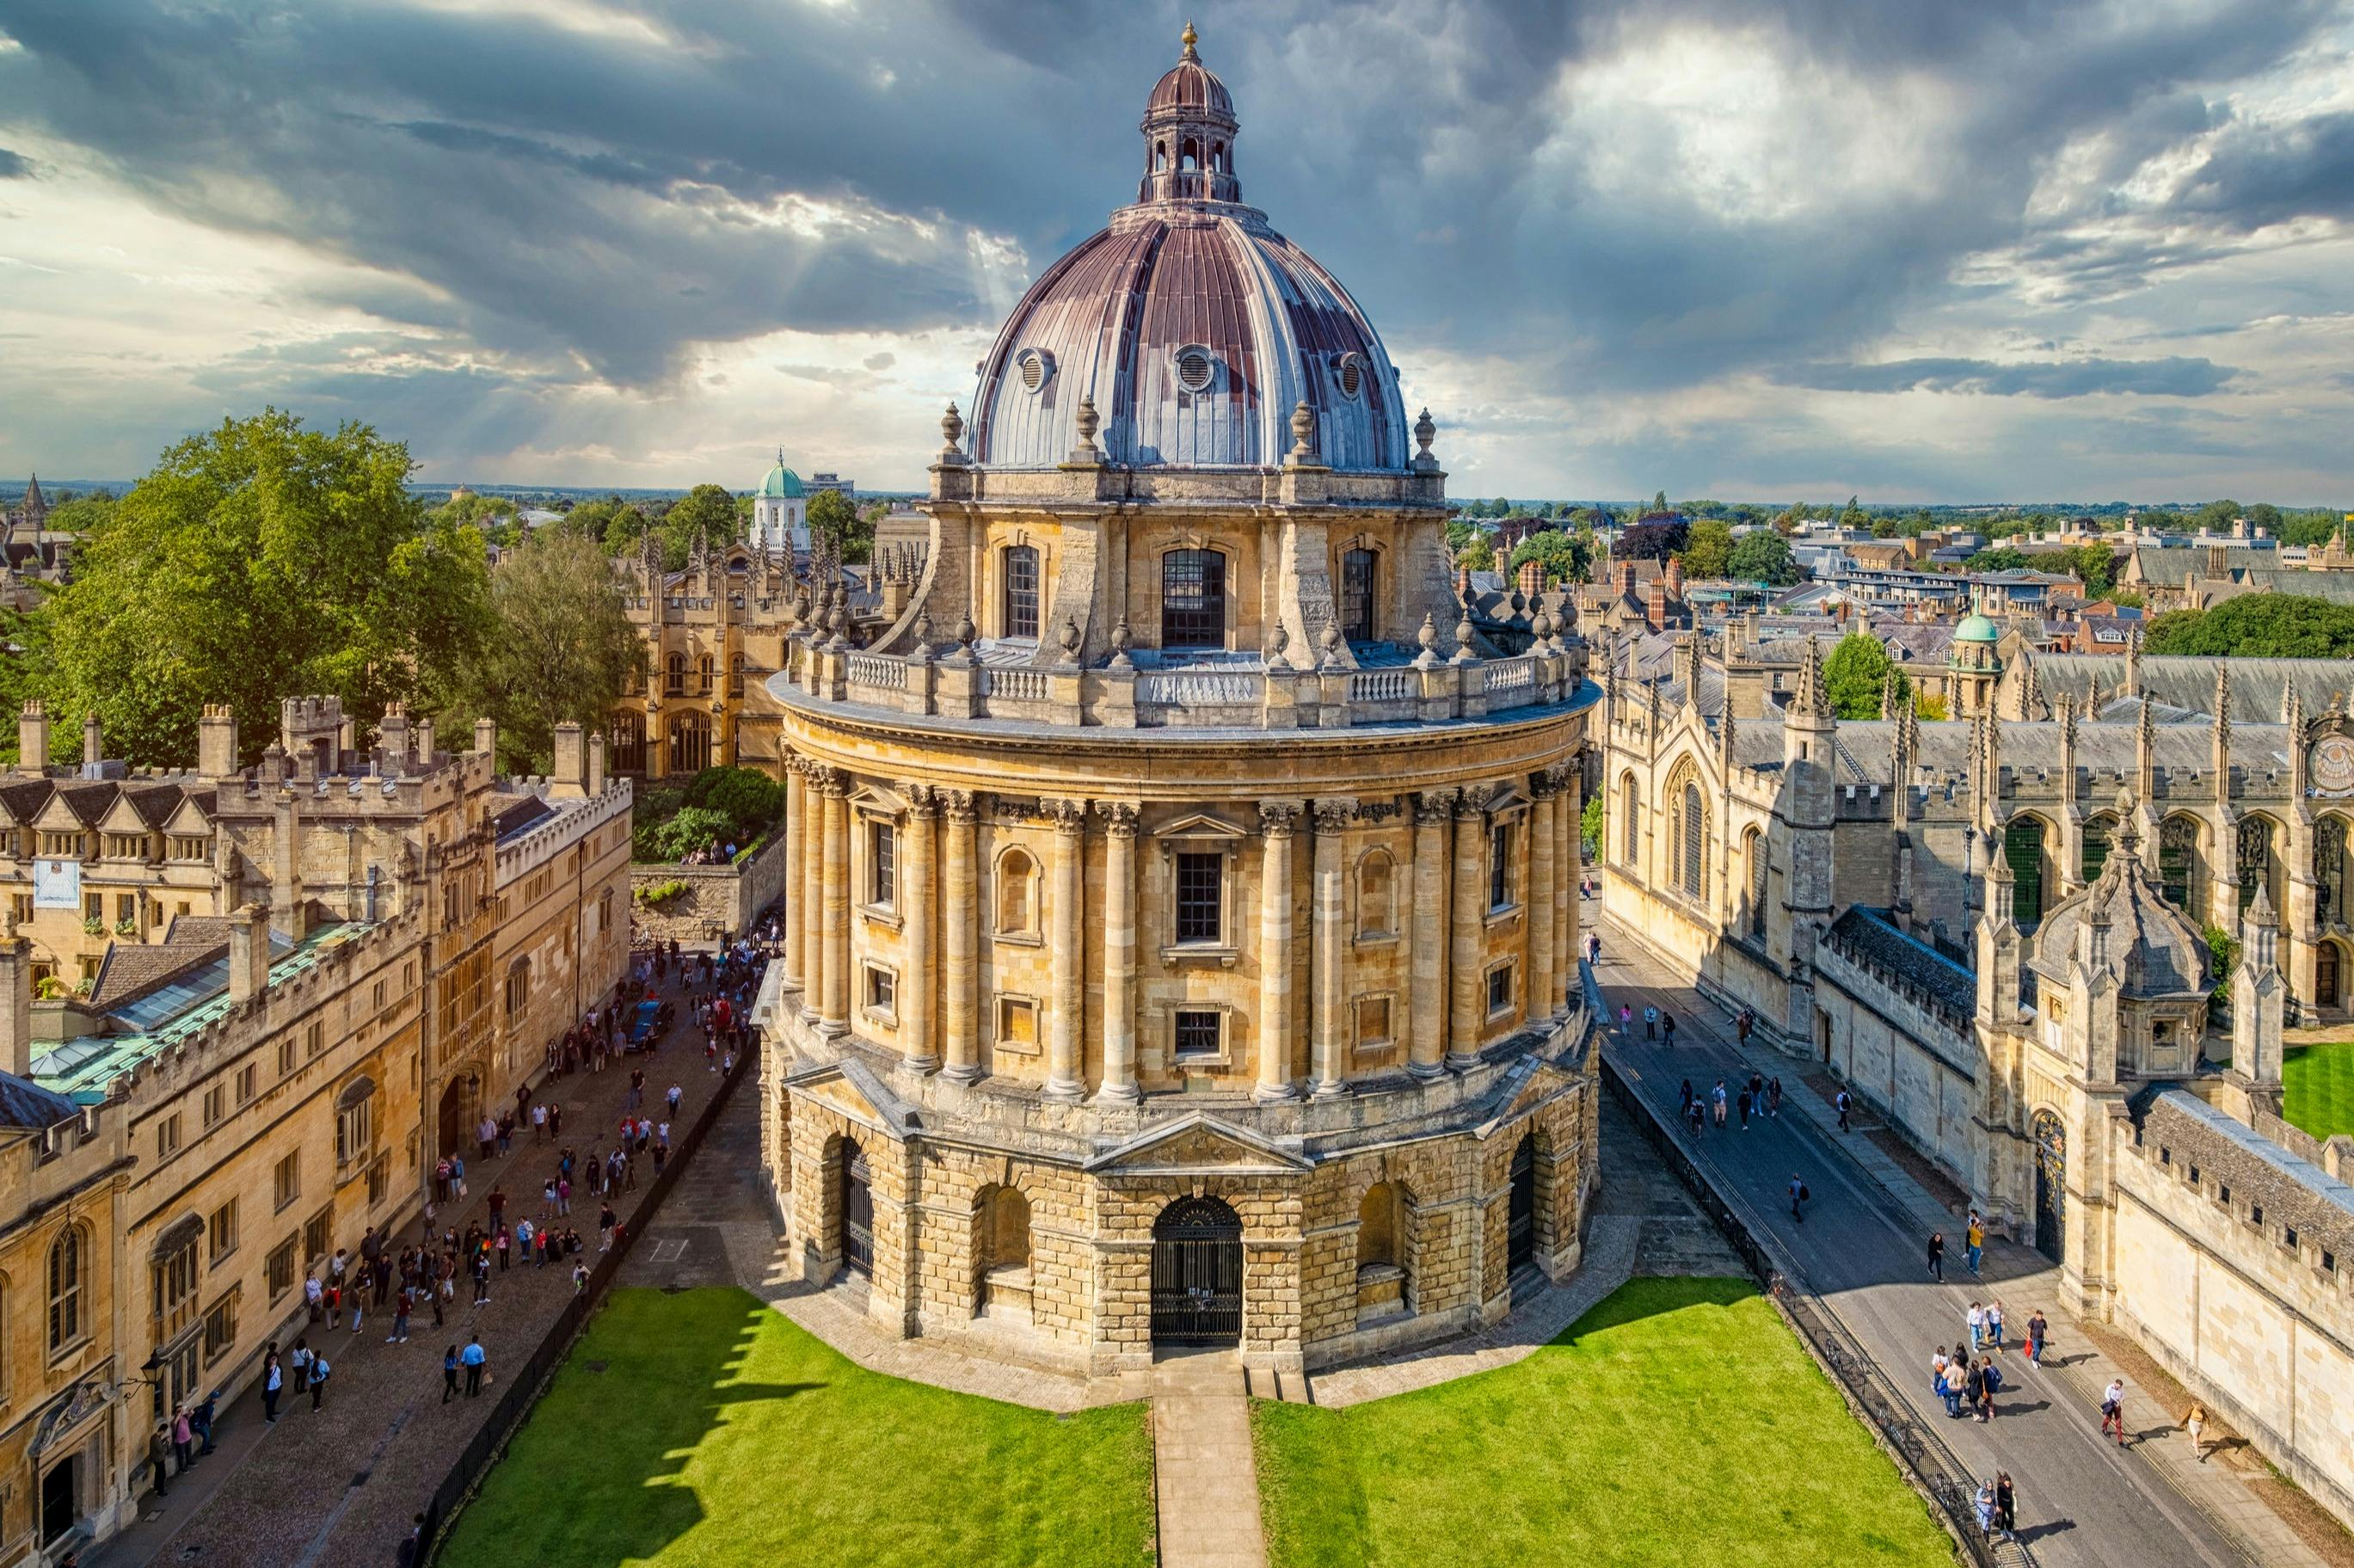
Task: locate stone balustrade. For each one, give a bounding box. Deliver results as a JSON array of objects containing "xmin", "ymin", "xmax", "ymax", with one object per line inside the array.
[{"xmin": 778, "ymin": 633, "xmax": 1589, "ymax": 732}]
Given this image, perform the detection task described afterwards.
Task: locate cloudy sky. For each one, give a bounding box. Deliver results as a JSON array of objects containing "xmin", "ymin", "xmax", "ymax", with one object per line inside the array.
[{"xmin": 3, "ymin": 0, "xmax": 2352, "ymax": 502}]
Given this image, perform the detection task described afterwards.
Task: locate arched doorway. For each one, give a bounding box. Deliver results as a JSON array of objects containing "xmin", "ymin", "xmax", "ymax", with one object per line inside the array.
[
  {"xmin": 1507, "ymin": 1134, "xmax": 1537, "ymax": 1271},
  {"xmin": 1151, "ymin": 1195, "xmax": 1242, "ymax": 1347},
  {"xmin": 2320, "ymin": 941, "xmax": 2344, "ymax": 1012},
  {"xmin": 40, "ymin": 1456, "xmax": 78, "ymax": 1546},
  {"xmin": 436, "ymin": 1076, "xmax": 476, "ymax": 1160},
  {"xmin": 839, "ymin": 1141, "xmax": 874, "ymax": 1277},
  {"xmin": 2031, "ymin": 1110, "xmax": 2066, "ymax": 1264}
]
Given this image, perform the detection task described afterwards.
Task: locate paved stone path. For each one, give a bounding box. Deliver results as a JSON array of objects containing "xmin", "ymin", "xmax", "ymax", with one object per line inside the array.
[
  {"xmin": 1152, "ymin": 1350, "xmax": 1269, "ymax": 1568},
  {"xmin": 1601, "ymin": 918, "xmax": 2330, "ymax": 1568},
  {"xmin": 92, "ymin": 956, "xmax": 747, "ymax": 1568}
]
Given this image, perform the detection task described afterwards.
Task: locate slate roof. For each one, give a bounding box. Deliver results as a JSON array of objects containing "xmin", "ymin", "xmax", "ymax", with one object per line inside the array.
[
  {"xmin": 2023, "ymin": 653, "xmax": 2354, "ymax": 724},
  {"xmin": 0, "ymin": 1071, "xmax": 79, "ymax": 1131},
  {"xmin": 1827, "ymin": 907, "xmax": 1976, "ymax": 1023}
]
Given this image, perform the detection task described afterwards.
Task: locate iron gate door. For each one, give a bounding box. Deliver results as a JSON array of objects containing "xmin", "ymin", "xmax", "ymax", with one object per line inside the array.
[
  {"xmin": 840, "ymin": 1145, "xmax": 875, "ymax": 1276},
  {"xmin": 2032, "ymin": 1110, "xmax": 2065, "ymax": 1264},
  {"xmin": 1152, "ymin": 1196, "xmax": 1242, "ymax": 1346},
  {"xmin": 1507, "ymin": 1135, "xmax": 1537, "ymax": 1270}
]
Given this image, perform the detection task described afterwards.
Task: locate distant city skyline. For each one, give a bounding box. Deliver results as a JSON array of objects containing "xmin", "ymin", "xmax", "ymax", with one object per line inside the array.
[{"xmin": 3, "ymin": 3, "xmax": 2352, "ymax": 499}]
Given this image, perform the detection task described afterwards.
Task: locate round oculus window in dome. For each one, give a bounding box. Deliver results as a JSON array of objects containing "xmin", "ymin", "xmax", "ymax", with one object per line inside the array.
[
  {"xmin": 1333, "ymin": 351, "xmax": 1367, "ymax": 401},
  {"xmin": 1017, "ymin": 348, "xmax": 1054, "ymax": 394},
  {"xmin": 1174, "ymin": 346, "xmax": 1216, "ymax": 394}
]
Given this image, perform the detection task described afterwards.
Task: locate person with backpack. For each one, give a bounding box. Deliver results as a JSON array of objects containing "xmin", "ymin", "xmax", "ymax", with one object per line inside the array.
[
  {"xmin": 2100, "ymin": 1379, "xmax": 2127, "ymax": 1443},
  {"xmin": 1788, "ymin": 1172, "xmax": 1809, "ymax": 1221},
  {"xmin": 308, "ymin": 1350, "xmax": 330, "ymax": 1411},
  {"xmin": 442, "ymin": 1345, "xmax": 461, "ymax": 1404},
  {"xmin": 1835, "ymin": 1089, "xmax": 1852, "ymax": 1132}
]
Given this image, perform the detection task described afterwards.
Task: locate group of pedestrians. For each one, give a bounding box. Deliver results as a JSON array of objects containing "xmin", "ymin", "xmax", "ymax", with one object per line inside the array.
[{"xmin": 1674, "ymin": 1073, "xmax": 1784, "ymax": 1132}]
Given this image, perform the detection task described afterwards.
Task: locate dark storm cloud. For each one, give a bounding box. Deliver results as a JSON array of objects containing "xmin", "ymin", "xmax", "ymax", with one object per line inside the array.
[
  {"xmin": 1776, "ymin": 356, "xmax": 2240, "ymax": 398},
  {"xmin": 0, "ymin": 0, "xmax": 2349, "ymax": 489}
]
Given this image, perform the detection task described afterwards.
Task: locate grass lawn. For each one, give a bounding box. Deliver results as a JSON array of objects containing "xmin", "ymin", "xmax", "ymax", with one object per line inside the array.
[
  {"xmin": 1253, "ymin": 1277, "xmax": 1952, "ymax": 1568},
  {"xmin": 2283, "ymin": 1042, "xmax": 2354, "ymax": 1141},
  {"xmin": 438, "ymin": 1287, "xmax": 1154, "ymax": 1568}
]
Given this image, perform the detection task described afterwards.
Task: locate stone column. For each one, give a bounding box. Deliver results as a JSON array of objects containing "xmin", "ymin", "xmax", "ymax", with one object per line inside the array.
[
  {"xmin": 900, "ymin": 785, "xmax": 938, "ymax": 1072},
  {"xmin": 781, "ymin": 759, "xmax": 806, "ymax": 993},
  {"xmin": 1257, "ymin": 802, "xmax": 1301, "ymax": 1102},
  {"xmin": 1044, "ymin": 798, "xmax": 1087, "ymax": 1103},
  {"xmin": 1311, "ymin": 798, "xmax": 1353, "ymax": 1098},
  {"xmin": 1408, "ymin": 791, "xmax": 1452, "ymax": 1079},
  {"xmin": 1448, "ymin": 786, "xmax": 1492, "ymax": 1068},
  {"xmin": 820, "ymin": 772, "xmax": 851, "ymax": 1036},
  {"xmin": 1557, "ymin": 769, "xmax": 1579, "ymax": 1009},
  {"xmin": 1528, "ymin": 778, "xmax": 1557, "ymax": 1028},
  {"xmin": 940, "ymin": 791, "xmax": 981, "ymax": 1081},
  {"xmin": 1096, "ymin": 802, "xmax": 1141, "ymax": 1104},
  {"xmin": 800, "ymin": 761, "xmax": 826, "ymax": 1024}
]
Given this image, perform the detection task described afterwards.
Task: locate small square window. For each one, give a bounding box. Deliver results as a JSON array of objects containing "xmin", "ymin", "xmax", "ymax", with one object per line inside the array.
[
  {"xmin": 864, "ymin": 965, "xmax": 895, "ymax": 1017},
  {"xmin": 2159, "ymin": 1147, "xmax": 2170, "ymax": 1165},
  {"xmin": 1355, "ymin": 996, "xmax": 1392, "ymax": 1048},
  {"xmin": 2325, "ymin": 1250, "xmax": 2338, "ymax": 1274},
  {"xmin": 998, "ymin": 997, "xmax": 1037, "ymax": 1052},
  {"xmin": 1487, "ymin": 964, "xmax": 1515, "ymax": 1015},
  {"xmin": 2219, "ymin": 1184, "xmax": 2231, "ymax": 1207},
  {"xmin": 2249, "ymin": 1202, "xmax": 2262, "ymax": 1227},
  {"xmin": 2189, "ymin": 1165, "xmax": 2200, "ymax": 1186},
  {"xmin": 1173, "ymin": 1011, "xmax": 1221, "ymax": 1060},
  {"xmin": 2284, "ymin": 1226, "xmax": 2298, "ymax": 1251}
]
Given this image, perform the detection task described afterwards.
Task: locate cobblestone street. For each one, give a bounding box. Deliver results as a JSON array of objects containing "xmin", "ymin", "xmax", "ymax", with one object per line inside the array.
[{"xmin": 90, "ymin": 956, "xmax": 749, "ymax": 1568}]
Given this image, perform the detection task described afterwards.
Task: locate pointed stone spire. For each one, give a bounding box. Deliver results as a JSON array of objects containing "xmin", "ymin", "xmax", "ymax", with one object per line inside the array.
[
  {"xmin": 1879, "ymin": 671, "xmax": 1898, "ymax": 721},
  {"xmin": 2136, "ymin": 686, "xmax": 2157, "ymax": 799},
  {"xmin": 2019, "ymin": 657, "xmax": 2044, "ymax": 720},
  {"xmin": 1795, "ymin": 634, "xmax": 1829, "ymax": 718},
  {"xmin": 2124, "ymin": 624, "xmax": 2142, "ymax": 698}
]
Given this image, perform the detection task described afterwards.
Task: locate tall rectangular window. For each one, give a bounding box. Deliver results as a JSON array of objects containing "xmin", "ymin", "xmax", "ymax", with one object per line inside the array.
[
  {"xmin": 1161, "ymin": 550, "xmax": 1227, "ymax": 649},
  {"xmin": 870, "ymin": 821, "xmax": 896, "ymax": 908},
  {"xmin": 1487, "ymin": 963, "xmax": 1515, "ymax": 1015},
  {"xmin": 1489, "ymin": 822, "xmax": 1511, "ymax": 909},
  {"xmin": 1176, "ymin": 852, "xmax": 1222, "ymax": 944},
  {"xmin": 1004, "ymin": 545, "xmax": 1041, "ymax": 640},
  {"xmin": 1340, "ymin": 549, "xmax": 1376, "ymax": 642}
]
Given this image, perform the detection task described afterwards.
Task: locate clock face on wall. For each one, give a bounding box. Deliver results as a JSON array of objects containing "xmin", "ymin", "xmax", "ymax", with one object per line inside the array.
[{"xmin": 2312, "ymin": 735, "xmax": 2354, "ymax": 796}]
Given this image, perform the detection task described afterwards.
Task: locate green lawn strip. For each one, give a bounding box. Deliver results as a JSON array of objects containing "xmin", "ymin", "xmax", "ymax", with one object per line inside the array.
[
  {"xmin": 1253, "ymin": 1276, "xmax": 1953, "ymax": 1568},
  {"xmin": 2283, "ymin": 1042, "xmax": 2354, "ymax": 1141},
  {"xmin": 438, "ymin": 1287, "xmax": 1154, "ymax": 1568}
]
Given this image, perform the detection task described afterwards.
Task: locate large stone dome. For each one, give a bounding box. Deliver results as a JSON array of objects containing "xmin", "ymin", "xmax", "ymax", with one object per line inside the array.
[{"xmin": 967, "ymin": 27, "xmax": 1410, "ymax": 475}]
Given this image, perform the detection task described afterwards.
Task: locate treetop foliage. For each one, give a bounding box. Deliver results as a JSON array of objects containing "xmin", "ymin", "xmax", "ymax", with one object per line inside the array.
[{"xmin": 2142, "ymin": 593, "xmax": 2354, "ymax": 658}]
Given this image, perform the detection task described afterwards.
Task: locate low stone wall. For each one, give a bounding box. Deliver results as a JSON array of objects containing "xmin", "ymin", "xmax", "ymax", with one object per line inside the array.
[{"xmin": 629, "ymin": 829, "xmax": 790, "ymax": 943}]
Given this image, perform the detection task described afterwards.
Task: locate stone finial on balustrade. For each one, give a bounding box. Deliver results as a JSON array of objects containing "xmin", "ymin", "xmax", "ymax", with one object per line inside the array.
[
  {"xmin": 939, "ymin": 402, "xmax": 967, "ymax": 463},
  {"xmin": 1413, "ymin": 611, "xmax": 1441, "ymax": 671},
  {"xmin": 1109, "ymin": 617, "xmax": 1134, "ymax": 670},
  {"xmin": 1318, "ymin": 618, "xmax": 1343, "ymax": 670},
  {"xmin": 1451, "ymin": 607, "xmax": 1479, "ymax": 665},
  {"xmin": 1267, "ymin": 622, "xmax": 1290, "ymax": 671},
  {"xmin": 913, "ymin": 609, "xmax": 936, "ymax": 664},
  {"xmin": 1057, "ymin": 617, "xmax": 1082, "ymax": 667}
]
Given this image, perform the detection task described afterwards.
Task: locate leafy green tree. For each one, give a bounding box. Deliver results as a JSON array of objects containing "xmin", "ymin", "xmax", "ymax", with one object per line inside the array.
[
  {"xmin": 1822, "ymin": 632, "xmax": 1908, "ymax": 719},
  {"xmin": 641, "ymin": 805, "xmax": 737, "ymax": 863},
  {"xmin": 1727, "ymin": 531, "xmax": 1798, "ymax": 586},
  {"xmin": 1681, "ymin": 519, "xmax": 1733, "ymax": 579},
  {"xmin": 2193, "ymin": 500, "xmax": 2242, "ymax": 532},
  {"xmin": 655, "ymin": 483, "xmax": 742, "ymax": 570},
  {"xmin": 41, "ymin": 490, "xmax": 115, "ymax": 533},
  {"xmin": 38, "ymin": 409, "xmax": 491, "ymax": 766},
  {"xmin": 683, "ymin": 764, "xmax": 786, "ymax": 837},
  {"xmin": 448, "ymin": 530, "xmax": 642, "ymax": 772},
  {"xmin": 1581, "ymin": 793, "xmax": 1603, "ymax": 860},
  {"xmin": 807, "ymin": 487, "xmax": 872, "ymax": 563},
  {"xmin": 2141, "ymin": 593, "xmax": 2354, "ymax": 657},
  {"xmin": 1966, "ymin": 546, "xmax": 2031, "ymax": 573},
  {"xmin": 1508, "ymin": 528, "xmax": 1589, "ymax": 586}
]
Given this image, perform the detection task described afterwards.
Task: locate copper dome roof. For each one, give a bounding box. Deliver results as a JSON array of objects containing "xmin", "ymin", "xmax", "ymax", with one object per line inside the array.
[{"xmin": 966, "ymin": 28, "xmax": 1409, "ymax": 474}]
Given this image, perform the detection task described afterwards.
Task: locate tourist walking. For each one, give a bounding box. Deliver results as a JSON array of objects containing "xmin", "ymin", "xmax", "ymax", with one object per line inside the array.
[
  {"xmin": 1835, "ymin": 1089, "xmax": 1852, "ymax": 1132},
  {"xmin": 1788, "ymin": 1172, "xmax": 1808, "ymax": 1222},
  {"xmin": 1618, "ymin": 1003, "xmax": 1632, "ymax": 1034},
  {"xmin": 462, "ymin": 1334, "xmax": 488, "ymax": 1397},
  {"xmin": 309, "ymin": 1350, "xmax": 330, "ymax": 1411},
  {"xmin": 2100, "ymin": 1379, "xmax": 2128, "ymax": 1443},
  {"xmin": 2183, "ymin": 1401, "xmax": 2210, "ymax": 1461},
  {"xmin": 1660, "ymin": 1012, "xmax": 1675, "ymax": 1046},
  {"xmin": 1643, "ymin": 1004, "xmax": 1657, "ymax": 1040},
  {"xmin": 1767, "ymin": 1076, "xmax": 1782, "ymax": 1116},
  {"xmin": 149, "ymin": 1424, "xmax": 173, "ymax": 1499},
  {"xmin": 443, "ymin": 1345, "xmax": 460, "ymax": 1404},
  {"xmin": 1986, "ymin": 1300, "xmax": 2005, "ymax": 1353},
  {"xmin": 1994, "ymin": 1473, "xmax": 2016, "ymax": 1536},
  {"xmin": 172, "ymin": 1405, "xmax": 194, "ymax": 1474},
  {"xmin": 2025, "ymin": 1309, "xmax": 2048, "ymax": 1366},
  {"xmin": 262, "ymin": 1348, "xmax": 282, "ymax": 1423},
  {"xmin": 291, "ymin": 1337, "xmax": 312, "ymax": 1397},
  {"xmin": 1711, "ymin": 1081, "xmax": 1727, "ymax": 1128},
  {"xmin": 1942, "ymin": 1356, "xmax": 1968, "ymax": 1417},
  {"xmin": 1927, "ymin": 1231, "xmax": 1945, "ymax": 1281},
  {"xmin": 1737, "ymin": 1087, "xmax": 1753, "ymax": 1128},
  {"xmin": 1931, "ymin": 1345, "xmax": 1949, "ymax": 1399},
  {"xmin": 1966, "ymin": 1301, "xmax": 1984, "ymax": 1354},
  {"xmin": 1965, "ymin": 1209, "xmax": 1985, "ymax": 1276},
  {"xmin": 1736, "ymin": 1007, "xmax": 1753, "ymax": 1046}
]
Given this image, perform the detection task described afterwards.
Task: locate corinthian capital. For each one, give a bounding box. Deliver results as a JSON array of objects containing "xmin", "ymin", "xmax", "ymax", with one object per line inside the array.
[
  {"xmin": 1096, "ymin": 800, "xmax": 1140, "ymax": 836},
  {"xmin": 1414, "ymin": 790, "xmax": 1456, "ymax": 827},
  {"xmin": 941, "ymin": 789, "xmax": 978, "ymax": 825},
  {"xmin": 1042, "ymin": 796, "xmax": 1090, "ymax": 833},
  {"xmin": 1312, "ymin": 797, "xmax": 1358, "ymax": 834},
  {"xmin": 1258, "ymin": 801, "xmax": 1301, "ymax": 838}
]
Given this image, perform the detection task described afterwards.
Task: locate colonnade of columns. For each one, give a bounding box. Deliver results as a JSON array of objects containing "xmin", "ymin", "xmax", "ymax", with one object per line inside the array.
[{"xmin": 776, "ymin": 756, "xmax": 1583, "ymax": 1100}]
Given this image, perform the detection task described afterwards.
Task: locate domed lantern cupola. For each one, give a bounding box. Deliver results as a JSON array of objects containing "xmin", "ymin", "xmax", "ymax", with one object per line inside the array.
[{"xmin": 1139, "ymin": 23, "xmax": 1241, "ymax": 205}]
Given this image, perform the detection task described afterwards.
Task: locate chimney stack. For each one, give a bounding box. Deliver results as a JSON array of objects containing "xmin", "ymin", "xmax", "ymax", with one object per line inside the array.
[
  {"xmin": 415, "ymin": 717, "xmax": 436, "ymax": 762},
  {"xmin": 199, "ymin": 704, "xmax": 239, "ymax": 780},
  {"xmin": 0, "ymin": 926, "xmax": 30, "ymax": 1079},
  {"xmin": 81, "ymin": 712, "xmax": 101, "ymax": 769},
  {"xmin": 15, "ymin": 702, "xmax": 48, "ymax": 776},
  {"xmin": 474, "ymin": 716, "xmax": 497, "ymax": 759},
  {"xmin": 1491, "ymin": 545, "xmax": 1508, "ymax": 576},
  {"xmin": 587, "ymin": 731, "xmax": 607, "ymax": 796},
  {"xmin": 550, "ymin": 723, "xmax": 587, "ymax": 799},
  {"xmin": 1646, "ymin": 580, "xmax": 1667, "ymax": 632},
  {"xmin": 1667, "ymin": 556, "xmax": 1685, "ymax": 598},
  {"xmin": 376, "ymin": 704, "xmax": 410, "ymax": 773},
  {"xmin": 1516, "ymin": 560, "xmax": 1544, "ymax": 600},
  {"xmin": 271, "ymin": 788, "xmax": 308, "ymax": 943},
  {"xmin": 228, "ymin": 904, "xmax": 270, "ymax": 1005}
]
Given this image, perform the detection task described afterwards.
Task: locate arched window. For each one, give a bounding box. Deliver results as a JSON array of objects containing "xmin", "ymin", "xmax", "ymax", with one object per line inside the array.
[
  {"xmin": 1181, "ymin": 138, "xmax": 1199, "ymax": 170},
  {"xmin": 729, "ymin": 652, "xmax": 747, "ymax": 697},
  {"xmin": 1356, "ymin": 850, "xmax": 1396, "ymax": 938},
  {"xmin": 1620, "ymin": 776, "xmax": 1639, "ymax": 866},
  {"xmin": 1154, "ymin": 140, "xmax": 1168, "ymax": 173},
  {"xmin": 995, "ymin": 848, "xmax": 1036, "ymax": 935},
  {"xmin": 664, "ymin": 653, "xmax": 685, "ymax": 696},
  {"xmin": 2082, "ymin": 815, "xmax": 2115, "ymax": 884},
  {"xmin": 2240, "ymin": 816, "xmax": 2278, "ymax": 911},
  {"xmin": 2160, "ymin": 816, "xmax": 2203, "ymax": 919},
  {"xmin": 47, "ymin": 1228, "xmax": 83, "ymax": 1352},
  {"xmin": 1003, "ymin": 545, "xmax": 1040, "ymax": 641},
  {"xmin": 1681, "ymin": 783, "xmax": 1706, "ymax": 899},
  {"xmin": 2005, "ymin": 818, "xmax": 2048, "ymax": 930},
  {"xmin": 1340, "ymin": 549, "xmax": 1376, "ymax": 642},
  {"xmin": 1162, "ymin": 550, "xmax": 1226, "ymax": 649},
  {"xmin": 698, "ymin": 655, "xmax": 714, "ymax": 695},
  {"xmin": 1746, "ymin": 828, "xmax": 1767, "ymax": 936}
]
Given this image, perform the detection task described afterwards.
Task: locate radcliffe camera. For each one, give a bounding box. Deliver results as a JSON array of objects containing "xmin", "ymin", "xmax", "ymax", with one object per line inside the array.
[{"xmin": 2, "ymin": 9, "xmax": 2351, "ymax": 1568}]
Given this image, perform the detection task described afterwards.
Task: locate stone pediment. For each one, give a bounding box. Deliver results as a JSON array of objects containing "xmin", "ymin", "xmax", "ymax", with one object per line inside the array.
[
  {"xmin": 784, "ymin": 1055, "xmax": 920, "ymax": 1138},
  {"xmin": 1083, "ymin": 1112, "xmax": 1310, "ymax": 1177}
]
